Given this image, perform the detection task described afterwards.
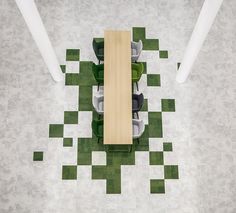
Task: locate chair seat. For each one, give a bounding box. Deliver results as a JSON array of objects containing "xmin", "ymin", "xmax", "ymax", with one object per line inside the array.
[
  {"xmin": 131, "ymin": 48, "xmax": 137, "ymax": 56},
  {"xmin": 132, "ymin": 70, "xmax": 139, "ymax": 79},
  {"xmin": 98, "ymin": 48, "xmax": 104, "ymax": 56},
  {"xmin": 98, "ymin": 101, "xmax": 104, "ymax": 111},
  {"xmin": 132, "ymin": 99, "xmax": 139, "ymax": 111},
  {"xmin": 98, "ymin": 125, "xmax": 103, "ymax": 136},
  {"xmin": 98, "ymin": 70, "xmax": 104, "ymax": 78},
  {"xmin": 132, "ymin": 124, "xmax": 139, "ymax": 136}
]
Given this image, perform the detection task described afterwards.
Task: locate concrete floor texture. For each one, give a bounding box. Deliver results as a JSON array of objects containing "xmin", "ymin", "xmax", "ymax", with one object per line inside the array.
[{"xmin": 0, "ymin": 0, "xmax": 236, "ymax": 212}]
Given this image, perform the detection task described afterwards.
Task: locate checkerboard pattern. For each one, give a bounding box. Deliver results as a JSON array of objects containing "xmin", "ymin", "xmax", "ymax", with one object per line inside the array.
[{"xmin": 34, "ymin": 27, "xmax": 179, "ymax": 194}]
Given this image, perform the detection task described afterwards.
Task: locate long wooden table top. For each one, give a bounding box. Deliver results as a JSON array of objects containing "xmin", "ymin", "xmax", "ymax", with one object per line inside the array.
[{"xmin": 104, "ymin": 30, "xmax": 132, "ymax": 145}]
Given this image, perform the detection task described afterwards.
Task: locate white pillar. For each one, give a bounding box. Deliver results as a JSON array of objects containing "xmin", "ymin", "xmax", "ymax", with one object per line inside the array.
[
  {"xmin": 15, "ymin": 0, "xmax": 63, "ymax": 82},
  {"xmin": 176, "ymin": 0, "xmax": 224, "ymax": 83}
]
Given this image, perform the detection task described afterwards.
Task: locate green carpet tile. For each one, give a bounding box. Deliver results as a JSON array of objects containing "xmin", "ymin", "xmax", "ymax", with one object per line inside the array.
[
  {"xmin": 148, "ymin": 112, "xmax": 163, "ymax": 137},
  {"xmin": 132, "ymin": 27, "xmax": 146, "ymax": 41},
  {"xmin": 147, "ymin": 74, "xmax": 161, "ymax": 86},
  {"xmin": 63, "ymin": 138, "xmax": 73, "ymax": 147},
  {"xmin": 33, "ymin": 27, "xmax": 179, "ymax": 194},
  {"xmin": 66, "ymin": 49, "xmax": 80, "ymax": 61},
  {"xmin": 164, "ymin": 165, "xmax": 179, "ymax": 179},
  {"xmin": 33, "ymin": 152, "xmax": 43, "ymax": 161},
  {"xmin": 161, "ymin": 99, "xmax": 175, "ymax": 112},
  {"xmin": 150, "ymin": 179, "xmax": 165, "ymax": 194},
  {"xmin": 163, "ymin": 142, "xmax": 173, "ymax": 152},
  {"xmin": 64, "ymin": 111, "xmax": 78, "ymax": 124},
  {"xmin": 149, "ymin": 152, "xmax": 164, "ymax": 165},
  {"xmin": 49, "ymin": 124, "xmax": 64, "ymax": 138},
  {"xmin": 159, "ymin": 50, "xmax": 168, "ymax": 58},
  {"xmin": 62, "ymin": 165, "xmax": 77, "ymax": 180}
]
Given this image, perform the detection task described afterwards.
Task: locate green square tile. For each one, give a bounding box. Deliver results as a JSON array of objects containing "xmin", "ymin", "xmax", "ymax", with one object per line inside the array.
[
  {"xmin": 161, "ymin": 99, "xmax": 175, "ymax": 112},
  {"xmin": 164, "ymin": 165, "xmax": 179, "ymax": 179},
  {"xmin": 49, "ymin": 124, "xmax": 63, "ymax": 138},
  {"xmin": 64, "ymin": 111, "xmax": 78, "ymax": 124},
  {"xmin": 91, "ymin": 138, "xmax": 106, "ymax": 151},
  {"xmin": 79, "ymin": 86, "xmax": 93, "ymax": 111},
  {"xmin": 147, "ymin": 74, "xmax": 161, "ymax": 86},
  {"xmin": 78, "ymin": 138, "xmax": 93, "ymax": 153},
  {"xmin": 77, "ymin": 152, "xmax": 92, "ymax": 165},
  {"xmin": 78, "ymin": 61, "xmax": 97, "ymax": 86},
  {"xmin": 63, "ymin": 138, "xmax": 73, "ymax": 147},
  {"xmin": 33, "ymin": 152, "xmax": 43, "ymax": 161},
  {"xmin": 140, "ymin": 99, "xmax": 148, "ymax": 111},
  {"xmin": 159, "ymin": 50, "xmax": 168, "ymax": 58},
  {"xmin": 106, "ymin": 151, "xmax": 135, "ymax": 165},
  {"xmin": 66, "ymin": 49, "xmax": 80, "ymax": 61},
  {"xmin": 92, "ymin": 166, "xmax": 107, "ymax": 179},
  {"xmin": 107, "ymin": 178, "xmax": 121, "ymax": 194},
  {"xmin": 132, "ymin": 27, "xmax": 146, "ymax": 42},
  {"xmin": 143, "ymin": 39, "xmax": 159, "ymax": 51},
  {"xmin": 107, "ymin": 145, "xmax": 131, "ymax": 152},
  {"xmin": 62, "ymin": 165, "xmax": 77, "ymax": 180},
  {"xmin": 163, "ymin": 142, "xmax": 172, "ymax": 151},
  {"xmin": 65, "ymin": 73, "xmax": 79, "ymax": 85},
  {"xmin": 60, "ymin": 65, "xmax": 66, "ymax": 73},
  {"xmin": 133, "ymin": 143, "xmax": 149, "ymax": 151},
  {"xmin": 148, "ymin": 112, "xmax": 163, "ymax": 137},
  {"xmin": 149, "ymin": 152, "xmax": 164, "ymax": 165},
  {"xmin": 150, "ymin": 179, "xmax": 165, "ymax": 193}
]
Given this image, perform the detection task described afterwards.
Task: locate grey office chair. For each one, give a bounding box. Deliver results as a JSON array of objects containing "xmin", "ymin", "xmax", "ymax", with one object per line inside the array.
[
  {"xmin": 92, "ymin": 39, "xmax": 104, "ymax": 64},
  {"xmin": 93, "ymin": 95, "xmax": 104, "ymax": 119},
  {"xmin": 131, "ymin": 40, "xmax": 143, "ymax": 62},
  {"xmin": 132, "ymin": 119, "xmax": 145, "ymax": 144},
  {"xmin": 132, "ymin": 93, "xmax": 144, "ymax": 119}
]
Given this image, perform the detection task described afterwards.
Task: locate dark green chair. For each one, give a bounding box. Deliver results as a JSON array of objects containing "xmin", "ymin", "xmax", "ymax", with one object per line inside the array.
[
  {"xmin": 92, "ymin": 39, "xmax": 104, "ymax": 64},
  {"xmin": 92, "ymin": 120, "xmax": 104, "ymax": 143},
  {"xmin": 92, "ymin": 63, "xmax": 104, "ymax": 91},
  {"xmin": 132, "ymin": 63, "xmax": 144, "ymax": 91}
]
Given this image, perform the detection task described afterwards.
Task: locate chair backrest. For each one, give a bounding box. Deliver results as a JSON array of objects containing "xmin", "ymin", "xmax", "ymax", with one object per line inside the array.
[
  {"xmin": 132, "ymin": 119, "xmax": 145, "ymax": 138},
  {"xmin": 132, "ymin": 63, "xmax": 144, "ymax": 80},
  {"xmin": 93, "ymin": 96, "xmax": 99, "ymax": 111},
  {"xmin": 132, "ymin": 93, "xmax": 144, "ymax": 111},
  {"xmin": 131, "ymin": 41, "xmax": 136, "ymax": 49},
  {"xmin": 137, "ymin": 93, "xmax": 144, "ymax": 107},
  {"xmin": 138, "ymin": 120, "xmax": 145, "ymax": 137},
  {"xmin": 136, "ymin": 40, "xmax": 143, "ymax": 55},
  {"xmin": 93, "ymin": 95, "xmax": 104, "ymax": 113},
  {"xmin": 93, "ymin": 39, "xmax": 104, "ymax": 50},
  {"xmin": 93, "ymin": 39, "xmax": 104, "ymax": 54}
]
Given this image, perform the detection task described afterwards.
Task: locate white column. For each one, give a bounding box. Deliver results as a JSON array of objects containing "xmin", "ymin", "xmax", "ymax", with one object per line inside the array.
[
  {"xmin": 176, "ymin": 0, "xmax": 224, "ymax": 83},
  {"xmin": 15, "ymin": 0, "xmax": 63, "ymax": 82}
]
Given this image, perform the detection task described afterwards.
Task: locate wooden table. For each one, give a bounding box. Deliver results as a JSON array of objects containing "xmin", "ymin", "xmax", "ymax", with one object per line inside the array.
[{"xmin": 104, "ymin": 30, "xmax": 132, "ymax": 145}]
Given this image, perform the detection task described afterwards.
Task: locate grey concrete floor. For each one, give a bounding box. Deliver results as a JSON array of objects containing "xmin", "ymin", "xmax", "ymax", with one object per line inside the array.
[{"xmin": 0, "ymin": 0, "xmax": 235, "ymax": 212}]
